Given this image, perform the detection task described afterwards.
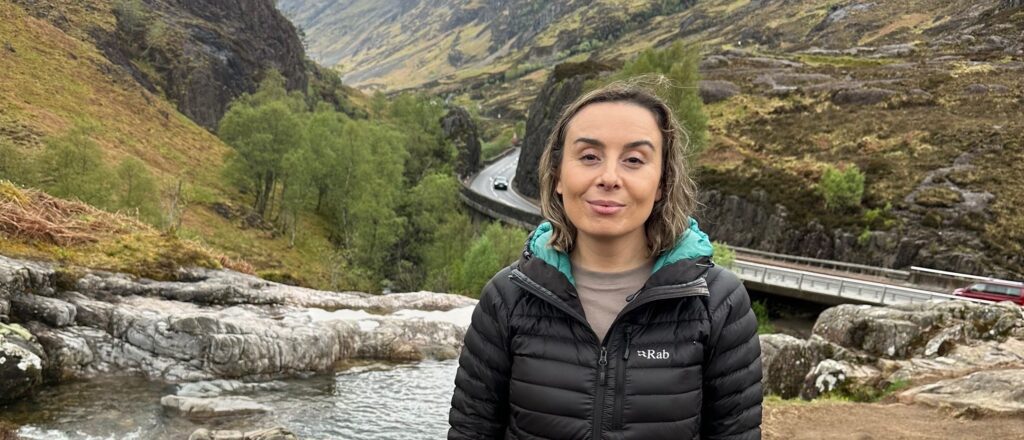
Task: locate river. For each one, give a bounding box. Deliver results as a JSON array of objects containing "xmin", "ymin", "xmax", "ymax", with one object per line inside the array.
[{"xmin": 2, "ymin": 360, "xmax": 459, "ymax": 440}]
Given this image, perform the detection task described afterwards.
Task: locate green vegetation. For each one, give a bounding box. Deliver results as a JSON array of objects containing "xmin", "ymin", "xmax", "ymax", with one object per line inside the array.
[
  {"xmin": 819, "ymin": 165, "xmax": 865, "ymax": 212},
  {"xmin": 751, "ymin": 299, "xmax": 775, "ymax": 334},
  {"xmin": 451, "ymin": 222, "xmax": 528, "ymax": 298},
  {"xmin": 214, "ymin": 71, "xmax": 524, "ymax": 294},
  {"xmin": 711, "ymin": 240, "xmax": 736, "ymax": 269}
]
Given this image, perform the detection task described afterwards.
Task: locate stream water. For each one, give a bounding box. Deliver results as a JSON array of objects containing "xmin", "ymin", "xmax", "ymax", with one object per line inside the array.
[{"xmin": 1, "ymin": 360, "xmax": 459, "ymax": 440}]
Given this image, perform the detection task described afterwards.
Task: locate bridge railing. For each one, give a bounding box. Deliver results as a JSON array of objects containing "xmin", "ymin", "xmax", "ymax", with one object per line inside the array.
[
  {"xmin": 733, "ymin": 260, "xmax": 992, "ymax": 307},
  {"xmin": 731, "ymin": 245, "xmax": 911, "ymax": 281}
]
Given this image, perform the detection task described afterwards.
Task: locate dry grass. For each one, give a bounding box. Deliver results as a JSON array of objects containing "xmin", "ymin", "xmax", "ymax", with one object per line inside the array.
[{"xmin": 0, "ymin": 180, "xmax": 253, "ymax": 279}]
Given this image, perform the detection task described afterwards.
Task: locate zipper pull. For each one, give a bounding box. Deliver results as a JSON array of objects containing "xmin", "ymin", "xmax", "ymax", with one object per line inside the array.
[
  {"xmin": 625, "ymin": 288, "xmax": 642, "ymax": 302},
  {"xmin": 598, "ymin": 346, "xmax": 608, "ymax": 385},
  {"xmin": 623, "ymin": 326, "xmax": 633, "ymax": 360}
]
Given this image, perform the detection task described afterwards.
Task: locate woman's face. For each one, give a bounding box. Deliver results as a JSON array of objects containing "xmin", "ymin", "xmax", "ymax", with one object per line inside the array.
[{"xmin": 556, "ymin": 101, "xmax": 663, "ymax": 245}]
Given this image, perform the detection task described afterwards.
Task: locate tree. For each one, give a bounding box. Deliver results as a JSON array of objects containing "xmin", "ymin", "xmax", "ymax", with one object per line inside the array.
[
  {"xmin": 218, "ymin": 71, "xmax": 307, "ymax": 218},
  {"xmin": 398, "ymin": 172, "xmax": 473, "ymax": 291},
  {"xmin": 452, "ymin": 222, "xmax": 527, "ymax": 297},
  {"xmin": 384, "ymin": 94, "xmax": 455, "ymax": 183},
  {"xmin": 612, "ymin": 41, "xmax": 709, "ymax": 155},
  {"xmin": 114, "ymin": 157, "xmax": 161, "ymax": 224},
  {"xmin": 819, "ymin": 164, "xmax": 865, "ymax": 211},
  {"xmin": 35, "ymin": 127, "xmax": 112, "ymax": 208}
]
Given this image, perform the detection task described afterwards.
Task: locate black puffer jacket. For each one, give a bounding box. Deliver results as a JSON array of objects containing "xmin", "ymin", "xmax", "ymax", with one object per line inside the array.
[{"xmin": 449, "ymin": 222, "xmax": 763, "ymax": 439}]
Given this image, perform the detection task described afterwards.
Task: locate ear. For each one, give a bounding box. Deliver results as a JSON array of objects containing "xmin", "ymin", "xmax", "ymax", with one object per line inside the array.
[
  {"xmin": 556, "ymin": 179, "xmax": 563, "ymax": 195},
  {"xmin": 655, "ymin": 186, "xmax": 663, "ymax": 202}
]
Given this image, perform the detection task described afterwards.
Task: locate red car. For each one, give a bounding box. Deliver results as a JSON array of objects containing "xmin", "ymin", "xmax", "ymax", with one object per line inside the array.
[{"xmin": 953, "ymin": 280, "xmax": 1024, "ymax": 306}]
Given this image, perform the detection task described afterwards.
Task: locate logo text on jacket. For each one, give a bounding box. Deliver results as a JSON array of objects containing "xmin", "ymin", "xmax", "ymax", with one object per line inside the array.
[{"xmin": 636, "ymin": 349, "xmax": 670, "ymax": 360}]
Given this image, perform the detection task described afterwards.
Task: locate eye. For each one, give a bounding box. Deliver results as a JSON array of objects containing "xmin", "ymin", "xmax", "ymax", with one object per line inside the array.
[
  {"xmin": 580, "ymin": 153, "xmax": 600, "ymax": 163},
  {"xmin": 624, "ymin": 156, "xmax": 645, "ymax": 166}
]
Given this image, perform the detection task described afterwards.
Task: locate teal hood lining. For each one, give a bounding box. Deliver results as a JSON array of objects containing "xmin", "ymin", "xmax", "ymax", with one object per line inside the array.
[{"xmin": 527, "ymin": 218, "xmax": 714, "ymax": 286}]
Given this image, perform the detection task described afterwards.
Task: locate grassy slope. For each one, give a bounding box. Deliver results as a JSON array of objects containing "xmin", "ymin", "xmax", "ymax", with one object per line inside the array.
[{"xmin": 0, "ymin": 3, "xmax": 338, "ymax": 288}]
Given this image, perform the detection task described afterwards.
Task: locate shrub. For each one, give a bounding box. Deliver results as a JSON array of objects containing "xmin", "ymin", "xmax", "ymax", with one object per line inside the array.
[{"xmin": 819, "ymin": 164, "xmax": 865, "ymax": 211}]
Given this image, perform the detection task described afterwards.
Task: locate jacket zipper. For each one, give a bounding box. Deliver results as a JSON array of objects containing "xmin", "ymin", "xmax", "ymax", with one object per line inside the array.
[
  {"xmin": 510, "ymin": 268, "xmax": 710, "ymax": 438},
  {"xmin": 593, "ymin": 346, "xmax": 608, "ymax": 440},
  {"xmin": 612, "ymin": 325, "xmax": 632, "ymax": 430}
]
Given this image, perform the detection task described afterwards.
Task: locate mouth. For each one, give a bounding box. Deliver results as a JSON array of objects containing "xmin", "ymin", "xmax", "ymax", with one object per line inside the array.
[{"xmin": 587, "ymin": 200, "xmax": 625, "ymax": 215}]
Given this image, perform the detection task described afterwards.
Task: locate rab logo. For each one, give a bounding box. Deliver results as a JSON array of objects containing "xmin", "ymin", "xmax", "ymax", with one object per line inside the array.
[{"xmin": 636, "ymin": 349, "xmax": 670, "ymax": 360}]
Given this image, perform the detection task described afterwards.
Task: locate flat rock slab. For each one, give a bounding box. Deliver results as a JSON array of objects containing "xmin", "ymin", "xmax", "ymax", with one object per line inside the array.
[
  {"xmin": 899, "ymin": 368, "xmax": 1024, "ymax": 417},
  {"xmin": 161, "ymin": 395, "xmax": 271, "ymax": 419}
]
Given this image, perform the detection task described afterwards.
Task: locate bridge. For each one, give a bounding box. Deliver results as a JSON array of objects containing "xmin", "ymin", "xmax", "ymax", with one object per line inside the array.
[{"xmin": 462, "ymin": 149, "xmax": 1001, "ymax": 308}]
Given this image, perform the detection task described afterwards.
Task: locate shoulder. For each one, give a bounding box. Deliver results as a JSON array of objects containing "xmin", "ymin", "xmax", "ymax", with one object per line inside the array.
[
  {"xmin": 478, "ymin": 264, "xmax": 527, "ymax": 313},
  {"xmin": 702, "ymin": 265, "xmax": 749, "ymax": 313}
]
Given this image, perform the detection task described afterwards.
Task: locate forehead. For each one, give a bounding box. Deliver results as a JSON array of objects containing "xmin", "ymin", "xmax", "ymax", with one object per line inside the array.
[{"xmin": 565, "ymin": 101, "xmax": 662, "ymax": 146}]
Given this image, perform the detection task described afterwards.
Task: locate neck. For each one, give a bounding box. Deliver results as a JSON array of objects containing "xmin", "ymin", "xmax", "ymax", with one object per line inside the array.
[{"xmin": 570, "ymin": 229, "xmax": 652, "ymax": 273}]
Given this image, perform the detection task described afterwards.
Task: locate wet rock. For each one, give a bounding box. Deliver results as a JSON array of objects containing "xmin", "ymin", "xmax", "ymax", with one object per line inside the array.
[
  {"xmin": 963, "ymin": 83, "xmax": 1011, "ymax": 95},
  {"xmin": 161, "ymin": 395, "xmax": 271, "ymax": 419},
  {"xmin": 11, "ymin": 294, "xmax": 76, "ymax": 327},
  {"xmin": 0, "ymin": 323, "xmax": 44, "ymax": 403},
  {"xmin": 759, "ymin": 334, "xmax": 835, "ymax": 398},
  {"xmin": 831, "ymin": 88, "xmax": 896, "ymax": 106},
  {"xmin": 189, "ymin": 426, "xmax": 298, "ymax": 440},
  {"xmin": 699, "ymin": 80, "xmax": 740, "ymax": 104},
  {"xmin": 177, "ymin": 379, "xmax": 288, "ymax": 398},
  {"xmin": 899, "ymin": 369, "xmax": 1024, "ymax": 417}
]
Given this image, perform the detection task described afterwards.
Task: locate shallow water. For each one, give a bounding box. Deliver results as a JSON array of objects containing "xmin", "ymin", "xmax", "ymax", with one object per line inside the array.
[{"xmin": 1, "ymin": 360, "xmax": 459, "ymax": 440}]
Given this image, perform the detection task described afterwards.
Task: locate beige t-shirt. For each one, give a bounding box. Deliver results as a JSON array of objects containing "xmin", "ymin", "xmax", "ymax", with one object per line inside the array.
[{"xmin": 574, "ymin": 260, "xmax": 654, "ymax": 342}]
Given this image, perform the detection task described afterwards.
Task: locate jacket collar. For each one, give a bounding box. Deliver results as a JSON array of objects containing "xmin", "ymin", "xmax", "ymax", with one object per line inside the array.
[{"xmin": 513, "ymin": 218, "xmax": 715, "ymax": 319}]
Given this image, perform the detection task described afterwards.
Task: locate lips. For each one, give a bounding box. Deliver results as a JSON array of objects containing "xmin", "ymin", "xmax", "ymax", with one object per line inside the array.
[{"xmin": 587, "ymin": 200, "xmax": 625, "ymax": 215}]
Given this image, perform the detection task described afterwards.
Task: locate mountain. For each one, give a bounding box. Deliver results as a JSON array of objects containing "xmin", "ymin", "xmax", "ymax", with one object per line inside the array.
[
  {"xmin": 283, "ymin": 0, "xmax": 1024, "ymax": 278},
  {"xmin": 0, "ymin": 0, "xmax": 351, "ymax": 286}
]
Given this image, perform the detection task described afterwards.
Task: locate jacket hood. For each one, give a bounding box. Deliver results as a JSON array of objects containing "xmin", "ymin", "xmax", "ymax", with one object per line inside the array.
[{"xmin": 526, "ymin": 218, "xmax": 714, "ymax": 286}]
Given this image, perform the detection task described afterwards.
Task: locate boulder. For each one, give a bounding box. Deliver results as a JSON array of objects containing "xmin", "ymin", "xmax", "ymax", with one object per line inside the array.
[
  {"xmin": 161, "ymin": 395, "xmax": 271, "ymax": 419},
  {"xmin": 759, "ymin": 334, "xmax": 834, "ymax": 398},
  {"xmin": 811, "ymin": 301, "xmax": 1024, "ymax": 359},
  {"xmin": 699, "ymin": 80, "xmax": 740, "ymax": 103},
  {"xmin": 898, "ymin": 369, "xmax": 1024, "ymax": 417},
  {"xmin": 830, "ymin": 88, "xmax": 896, "ymax": 106},
  {"xmin": 0, "ymin": 323, "xmax": 44, "ymax": 403}
]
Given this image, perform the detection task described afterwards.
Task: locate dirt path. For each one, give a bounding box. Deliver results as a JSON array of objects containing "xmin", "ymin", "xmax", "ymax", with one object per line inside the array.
[{"xmin": 764, "ymin": 401, "xmax": 1024, "ymax": 439}]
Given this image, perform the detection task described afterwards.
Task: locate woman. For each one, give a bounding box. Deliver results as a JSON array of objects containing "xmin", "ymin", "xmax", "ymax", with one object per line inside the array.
[{"xmin": 449, "ymin": 81, "xmax": 762, "ymax": 439}]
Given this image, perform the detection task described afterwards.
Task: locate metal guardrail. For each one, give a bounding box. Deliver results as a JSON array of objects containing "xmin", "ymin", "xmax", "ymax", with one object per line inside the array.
[
  {"xmin": 732, "ymin": 260, "xmax": 993, "ymax": 306},
  {"xmin": 732, "ymin": 245, "xmax": 910, "ymax": 281}
]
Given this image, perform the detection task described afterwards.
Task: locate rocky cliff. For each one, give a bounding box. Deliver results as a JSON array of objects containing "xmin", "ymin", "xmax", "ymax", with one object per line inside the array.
[{"xmin": 114, "ymin": 0, "xmax": 309, "ymax": 130}]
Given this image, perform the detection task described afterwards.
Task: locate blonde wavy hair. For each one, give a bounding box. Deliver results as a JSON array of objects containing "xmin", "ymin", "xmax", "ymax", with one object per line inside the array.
[{"xmin": 538, "ymin": 78, "xmax": 698, "ymax": 257}]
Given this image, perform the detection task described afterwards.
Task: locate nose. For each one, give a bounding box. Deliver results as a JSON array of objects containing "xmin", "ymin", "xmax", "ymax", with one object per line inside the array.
[{"xmin": 597, "ymin": 161, "xmax": 620, "ymax": 190}]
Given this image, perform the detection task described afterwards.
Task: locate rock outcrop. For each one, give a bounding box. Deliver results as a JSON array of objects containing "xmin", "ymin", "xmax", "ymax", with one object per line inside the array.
[
  {"xmin": 761, "ymin": 300, "xmax": 1024, "ymax": 414},
  {"xmin": 106, "ymin": 0, "xmax": 309, "ymax": 130},
  {"xmin": 0, "ymin": 323, "xmax": 44, "ymax": 403},
  {"xmin": 898, "ymin": 369, "xmax": 1024, "ymax": 417},
  {"xmin": 442, "ymin": 106, "xmax": 483, "ymax": 179},
  {"xmin": 0, "ymin": 255, "xmax": 476, "ymax": 402}
]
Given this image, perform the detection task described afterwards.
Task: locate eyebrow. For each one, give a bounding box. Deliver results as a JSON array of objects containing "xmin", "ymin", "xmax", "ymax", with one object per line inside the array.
[{"xmin": 573, "ymin": 137, "xmax": 655, "ymax": 151}]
